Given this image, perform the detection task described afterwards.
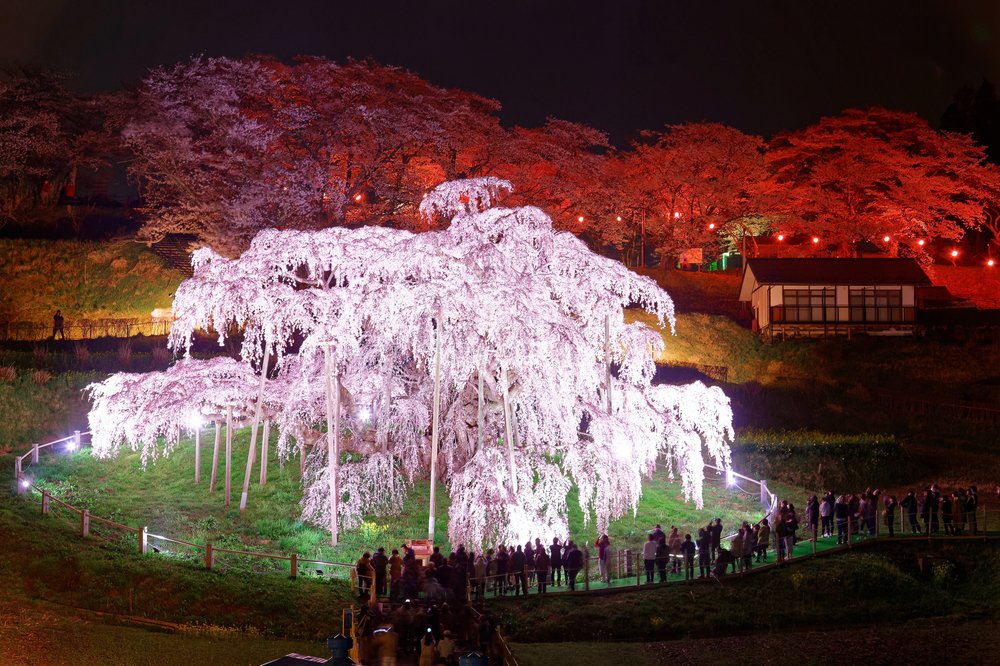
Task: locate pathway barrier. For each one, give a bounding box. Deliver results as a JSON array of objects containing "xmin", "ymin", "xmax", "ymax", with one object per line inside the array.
[
  {"xmin": 12, "ymin": 428, "xmax": 993, "ymax": 606},
  {"xmin": 0, "ymin": 317, "xmax": 173, "ymax": 341}
]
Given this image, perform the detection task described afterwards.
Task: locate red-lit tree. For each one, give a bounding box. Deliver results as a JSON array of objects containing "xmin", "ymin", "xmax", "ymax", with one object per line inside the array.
[
  {"xmin": 0, "ymin": 68, "xmax": 112, "ymax": 228},
  {"xmin": 767, "ymin": 107, "xmax": 991, "ymax": 256},
  {"xmin": 612, "ymin": 123, "xmax": 774, "ymax": 265},
  {"xmin": 123, "ymin": 56, "xmax": 504, "ymax": 254}
]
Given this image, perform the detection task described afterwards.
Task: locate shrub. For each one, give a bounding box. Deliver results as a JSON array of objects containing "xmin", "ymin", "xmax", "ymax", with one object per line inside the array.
[
  {"xmin": 151, "ymin": 346, "xmax": 172, "ymax": 366},
  {"xmin": 73, "ymin": 343, "xmax": 90, "ymax": 365},
  {"xmin": 731, "ymin": 429, "xmax": 909, "ymax": 491},
  {"xmin": 30, "ymin": 369, "xmax": 52, "ymax": 385},
  {"xmin": 116, "ymin": 340, "xmax": 133, "ymax": 365},
  {"xmin": 0, "ymin": 365, "xmax": 15, "ymax": 382}
]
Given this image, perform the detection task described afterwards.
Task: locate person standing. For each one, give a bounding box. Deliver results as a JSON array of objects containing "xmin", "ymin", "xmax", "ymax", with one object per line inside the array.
[
  {"xmin": 968, "ymin": 486, "xmax": 979, "ymax": 535},
  {"xmin": 835, "ymin": 495, "xmax": 850, "ymax": 545},
  {"xmin": 549, "ymin": 538, "xmax": 563, "ymax": 587},
  {"xmin": 52, "ymin": 310, "xmax": 65, "ymax": 340},
  {"xmin": 389, "ymin": 548, "xmax": 404, "ymax": 601},
  {"xmin": 901, "ymin": 491, "xmax": 919, "ymax": 534},
  {"xmin": 756, "ymin": 519, "xmax": 770, "ymax": 562},
  {"xmin": 680, "ymin": 533, "xmax": 696, "ymax": 580},
  {"xmin": 372, "ymin": 547, "xmax": 389, "ymax": 597},
  {"xmin": 655, "ymin": 534, "xmax": 669, "ymax": 582},
  {"xmin": 356, "ymin": 552, "xmax": 375, "ymax": 599},
  {"xmin": 597, "ymin": 534, "xmax": 611, "ymax": 584},
  {"xmin": 730, "ymin": 528, "xmax": 744, "ymax": 573},
  {"xmin": 884, "ymin": 495, "xmax": 898, "ymax": 537},
  {"xmin": 667, "ymin": 526, "xmax": 683, "ymax": 575},
  {"xmin": 642, "ymin": 533, "xmax": 658, "ymax": 583},
  {"xmin": 534, "ymin": 547, "xmax": 550, "ymax": 593},
  {"xmin": 710, "ymin": 519, "xmax": 723, "ymax": 562},
  {"xmin": 564, "ymin": 540, "xmax": 582, "ymax": 590},
  {"xmin": 511, "ymin": 545, "xmax": 527, "ymax": 596},
  {"xmin": 696, "ymin": 528, "xmax": 711, "ymax": 578}
]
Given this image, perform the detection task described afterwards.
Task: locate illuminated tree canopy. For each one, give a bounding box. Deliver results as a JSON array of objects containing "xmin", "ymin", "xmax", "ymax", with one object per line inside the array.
[{"xmin": 88, "ymin": 178, "xmax": 733, "ymax": 547}]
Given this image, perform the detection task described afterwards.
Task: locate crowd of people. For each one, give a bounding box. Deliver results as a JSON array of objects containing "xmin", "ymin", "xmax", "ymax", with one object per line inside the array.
[{"xmin": 351, "ymin": 598, "xmax": 506, "ymax": 665}]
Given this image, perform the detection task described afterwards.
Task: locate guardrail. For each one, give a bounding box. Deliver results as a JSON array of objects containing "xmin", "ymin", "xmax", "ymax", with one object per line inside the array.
[
  {"xmin": 13, "ymin": 431, "xmax": 777, "ymax": 600},
  {"xmin": 0, "ymin": 317, "xmax": 173, "ymax": 341}
]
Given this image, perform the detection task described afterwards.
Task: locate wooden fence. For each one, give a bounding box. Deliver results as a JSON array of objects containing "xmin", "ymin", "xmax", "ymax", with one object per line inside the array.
[
  {"xmin": 877, "ymin": 390, "xmax": 1000, "ymax": 425},
  {"xmin": 14, "ymin": 431, "xmax": 358, "ymax": 584},
  {"xmin": 0, "ymin": 317, "xmax": 173, "ymax": 341}
]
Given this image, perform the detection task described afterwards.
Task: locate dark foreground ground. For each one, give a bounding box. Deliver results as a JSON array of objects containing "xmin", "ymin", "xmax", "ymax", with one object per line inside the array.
[{"xmin": 513, "ymin": 615, "xmax": 1000, "ymax": 665}]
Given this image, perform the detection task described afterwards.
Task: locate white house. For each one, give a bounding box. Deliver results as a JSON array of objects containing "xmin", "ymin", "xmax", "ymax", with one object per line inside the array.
[{"xmin": 738, "ymin": 258, "xmax": 932, "ymax": 339}]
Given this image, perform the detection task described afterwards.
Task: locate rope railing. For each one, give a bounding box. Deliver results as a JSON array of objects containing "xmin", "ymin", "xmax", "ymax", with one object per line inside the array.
[{"xmin": 0, "ymin": 317, "xmax": 173, "ymax": 341}]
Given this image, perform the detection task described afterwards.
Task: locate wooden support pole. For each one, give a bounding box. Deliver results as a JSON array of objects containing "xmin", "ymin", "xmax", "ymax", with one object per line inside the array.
[
  {"xmin": 428, "ymin": 311, "xmax": 443, "ymax": 542},
  {"xmin": 73, "ymin": 430, "xmax": 81, "ymax": 449},
  {"xmin": 324, "ymin": 345, "xmax": 340, "ymax": 547},
  {"xmin": 210, "ymin": 420, "xmax": 220, "ymax": 492},
  {"xmin": 240, "ymin": 364, "xmax": 268, "ymax": 513},
  {"xmin": 259, "ymin": 419, "xmax": 270, "ymax": 485},
  {"xmin": 81, "ymin": 509, "xmax": 90, "ymax": 538},
  {"xmin": 42, "ymin": 490, "xmax": 49, "ymax": 515},
  {"xmin": 194, "ymin": 426, "xmax": 201, "ymax": 485},
  {"xmin": 290, "ymin": 553, "xmax": 298, "ymax": 579},
  {"xmin": 15, "ymin": 458, "xmax": 23, "ymax": 495},
  {"xmin": 32, "ymin": 443, "xmax": 39, "ymax": 464},
  {"xmin": 205, "ymin": 543, "xmax": 214, "ymax": 570},
  {"xmin": 140, "ymin": 526, "xmax": 148, "ymax": 555},
  {"xmin": 225, "ymin": 407, "xmax": 233, "ymax": 507}
]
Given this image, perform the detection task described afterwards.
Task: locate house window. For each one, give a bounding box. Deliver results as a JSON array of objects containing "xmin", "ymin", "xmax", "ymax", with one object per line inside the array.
[
  {"xmin": 849, "ymin": 288, "xmax": 903, "ymax": 322},
  {"xmin": 782, "ymin": 287, "xmax": 835, "ymax": 322}
]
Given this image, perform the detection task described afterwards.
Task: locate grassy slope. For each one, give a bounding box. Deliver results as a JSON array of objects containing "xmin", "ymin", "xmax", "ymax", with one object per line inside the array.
[
  {"xmin": 0, "ymin": 239, "xmax": 184, "ymax": 321},
  {"xmin": 494, "ymin": 541, "xmax": 1000, "ymax": 644}
]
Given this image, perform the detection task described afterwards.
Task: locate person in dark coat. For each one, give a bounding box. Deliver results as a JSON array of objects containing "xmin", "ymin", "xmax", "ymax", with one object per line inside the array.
[
  {"xmin": 52, "ymin": 310, "xmax": 65, "ymax": 340},
  {"xmin": 549, "ymin": 538, "xmax": 563, "ymax": 586},
  {"xmin": 564, "ymin": 541, "xmax": 582, "ymax": 590},
  {"xmin": 930, "ymin": 484, "xmax": 941, "ymax": 533},
  {"xmin": 679, "ymin": 533, "xmax": 697, "ymax": 580},
  {"xmin": 696, "ymin": 528, "xmax": 711, "ymax": 578},
  {"xmin": 968, "ymin": 486, "xmax": 979, "ymax": 535},
  {"xmin": 710, "ymin": 519, "xmax": 723, "ymax": 562},
  {"xmin": 534, "ymin": 548, "xmax": 550, "ymax": 593},
  {"xmin": 884, "ymin": 495, "xmax": 898, "ymax": 537},
  {"xmin": 372, "ymin": 547, "xmax": 389, "ymax": 597},
  {"xmin": 655, "ymin": 534, "xmax": 669, "ymax": 582},
  {"xmin": 510, "ymin": 545, "xmax": 527, "ymax": 596},
  {"xmin": 901, "ymin": 491, "xmax": 920, "ymax": 534},
  {"xmin": 920, "ymin": 490, "xmax": 933, "ymax": 534},
  {"xmin": 806, "ymin": 495, "xmax": 820, "ymax": 537},
  {"xmin": 835, "ymin": 495, "xmax": 850, "ymax": 545}
]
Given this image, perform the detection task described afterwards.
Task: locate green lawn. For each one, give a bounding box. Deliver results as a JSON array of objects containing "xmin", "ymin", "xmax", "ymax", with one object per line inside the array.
[{"xmin": 21, "ymin": 426, "xmax": 765, "ymax": 569}]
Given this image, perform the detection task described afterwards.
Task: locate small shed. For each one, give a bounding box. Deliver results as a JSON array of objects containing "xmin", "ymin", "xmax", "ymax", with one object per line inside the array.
[{"xmin": 738, "ymin": 258, "xmax": 932, "ymax": 339}]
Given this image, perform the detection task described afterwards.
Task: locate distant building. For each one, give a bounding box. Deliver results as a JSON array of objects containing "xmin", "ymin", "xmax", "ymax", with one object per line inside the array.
[{"xmin": 738, "ymin": 258, "xmax": 932, "ymax": 339}]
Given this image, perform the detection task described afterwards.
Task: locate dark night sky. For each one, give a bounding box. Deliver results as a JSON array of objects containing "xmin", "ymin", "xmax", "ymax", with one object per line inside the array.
[{"xmin": 3, "ymin": 0, "xmax": 1000, "ymax": 143}]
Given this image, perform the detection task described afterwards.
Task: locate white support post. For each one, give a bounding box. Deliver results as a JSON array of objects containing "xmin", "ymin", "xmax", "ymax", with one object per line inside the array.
[
  {"xmin": 259, "ymin": 419, "xmax": 270, "ymax": 486},
  {"xmin": 605, "ymin": 314, "xmax": 612, "ymax": 415},
  {"xmin": 81, "ymin": 510, "xmax": 90, "ymax": 538},
  {"xmin": 32, "ymin": 443, "xmax": 39, "ymax": 464},
  {"xmin": 477, "ymin": 370, "xmax": 484, "ymax": 453},
  {"xmin": 225, "ymin": 407, "xmax": 233, "ymax": 507},
  {"xmin": 502, "ymin": 374, "xmax": 517, "ymax": 496},
  {"xmin": 73, "ymin": 430, "xmax": 81, "ymax": 449},
  {"xmin": 15, "ymin": 458, "xmax": 23, "ymax": 495},
  {"xmin": 194, "ymin": 426, "xmax": 201, "ymax": 485},
  {"xmin": 240, "ymin": 363, "xmax": 268, "ymax": 513},
  {"xmin": 210, "ymin": 420, "xmax": 220, "ymax": 492},
  {"xmin": 42, "ymin": 490, "xmax": 49, "ymax": 514},
  {"xmin": 140, "ymin": 526, "xmax": 148, "ymax": 555},
  {"xmin": 324, "ymin": 345, "xmax": 340, "ymax": 547},
  {"xmin": 428, "ymin": 311, "xmax": 443, "ymax": 542},
  {"xmin": 760, "ymin": 480, "xmax": 768, "ymax": 506}
]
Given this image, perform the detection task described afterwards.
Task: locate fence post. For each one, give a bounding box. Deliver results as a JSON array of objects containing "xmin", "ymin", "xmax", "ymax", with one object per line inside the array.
[
  {"xmin": 760, "ymin": 480, "xmax": 768, "ymax": 506},
  {"xmin": 42, "ymin": 490, "xmax": 49, "ymax": 515},
  {"xmin": 15, "ymin": 458, "xmax": 23, "ymax": 495},
  {"xmin": 140, "ymin": 526, "xmax": 148, "ymax": 555},
  {"xmin": 584, "ymin": 545, "xmax": 590, "ymax": 591},
  {"xmin": 847, "ymin": 513, "xmax": 852, "ymax": 548},
  {"xmin": 635, "ymin": 552, "xmax": 641, "ymax": 587},
  {"xmin": 32, "ymin": 443, "xmax": 39, "ymax": 464},
  {"xmin": 205, "ymin": 543, "xmax": 214, "ymax": 570},
  {"xmin": 73, "ymin": 431, "xmax": 81, "ymax": 449},
  {"xmin": 812, "ymin": 524, "xmax": 817, "ymax": 555},
  {"xmin": 290, "ymin": 553, "xmax": 298, "ymax": 579},
  {"xmin": 81, "ymin": 510, "xmax": 90, "ymax": 538}
]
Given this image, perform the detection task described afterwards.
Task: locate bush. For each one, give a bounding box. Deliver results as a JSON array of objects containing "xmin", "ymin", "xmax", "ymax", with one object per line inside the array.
[
  {"xmin": 30, "ymin": 370, "xmax": 52, "ymax": 385},
  {"xmin": 731, "ymin": 429, "xmax": 909, "ymax": 491},
  {"xmin": 0, "ymin": 366, "xmax": 15, "ymax": 383}
]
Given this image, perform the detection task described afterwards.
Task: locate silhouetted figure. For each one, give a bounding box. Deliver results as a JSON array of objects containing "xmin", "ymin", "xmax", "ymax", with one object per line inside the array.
[{"xmin": 52, "ymin": 310, "xmax": 65, "ymax": 340}]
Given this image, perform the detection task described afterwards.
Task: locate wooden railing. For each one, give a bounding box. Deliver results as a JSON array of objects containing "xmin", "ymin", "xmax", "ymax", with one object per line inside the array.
[{"xmin": 0, "ymin": 317, "xmax": 173, "ymax": 341}]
